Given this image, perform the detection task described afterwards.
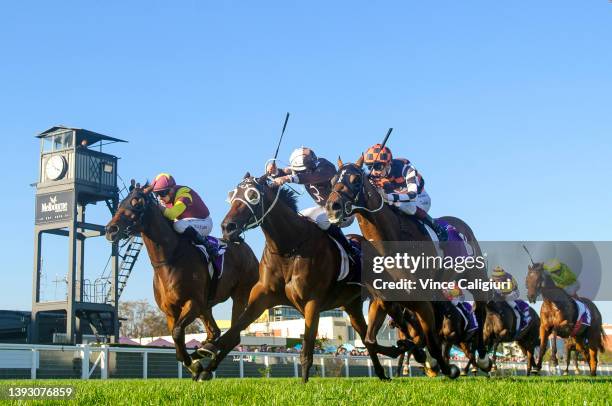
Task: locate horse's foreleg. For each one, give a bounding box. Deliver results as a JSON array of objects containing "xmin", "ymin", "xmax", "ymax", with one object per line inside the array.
[
  {"xmin": 200, "ymin": 306, "xmax": 221, "ymax": 345},
  {"xmin": 230, "ymin": 292, "xmax": 248, "ymax": 327},
  {"xmin": 550, "ymin": 334, "xmax": 559, "ymax": 370},
  {"xmin": 301, "ymin": 300, "xmax": 320, "ymax": 383},
  {"xmin": 363, "ymin": 300, "xmax": 395, "ymax": 380},
  {"xmin": 198, "ymin": 284, "xmax": 279, "ymax": 377},
  {"xmin": 170, "ymin": 300, "xmax": 198, "ymax": 370},
  {"xmin": 535, "ymin": 324, "xmax": 549, "ymax": 371},
  {"xmin": 344, "ymin": 299, "xmax": 388, "ymax": 380},
  {"xmin": 564, "ymin": 343, "xmax": 572, "ymax": 375},
  {"xmin": 418, "ymin": 306, "xmax": 459, "ymax": 379}
]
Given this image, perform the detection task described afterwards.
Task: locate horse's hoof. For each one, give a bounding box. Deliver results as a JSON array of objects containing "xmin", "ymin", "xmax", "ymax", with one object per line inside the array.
[
  {"xmin": 379, "ymin": 375, "xmax": 391, "ymax": 381},
  {"xmin": 413, "ymin": 348, "xmax": 427, "ymax": 364},
  {"xmin": 424, "ymin": 367, "xmax": 439, "ymax": 378},
  {"xmin": 196, "ymin": 342, "xmax": 219, "ymax": 359},
  {"xmin": 476, "ymin": 355, "xmax": 492, "ymax": 372},
  {"xmin": 196, "ymin": 370, "xmax": 213, "ymax": 382},
  {"xmin": 448, "ymin": 365, "xmax": 460, "ymax": 379},
  {"xmin": 460, "ymin": 370, "xmax": 467, "ymax": 377},
  {"xmin": 186, "ymin": 359, "xmax": 203, "ymax": 377}
]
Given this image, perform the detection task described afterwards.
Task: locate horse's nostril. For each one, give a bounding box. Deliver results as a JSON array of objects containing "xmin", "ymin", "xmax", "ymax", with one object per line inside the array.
[
  {"xmin": 107, "ymin": 225, "xmax": 118, "ymax": 234},
  {"xmin": 331, "ymin": 202, "xmax": 341, "ymax": 211}
]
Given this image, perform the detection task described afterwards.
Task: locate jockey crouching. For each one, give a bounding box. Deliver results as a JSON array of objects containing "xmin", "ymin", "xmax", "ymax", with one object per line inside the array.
[
  {"xmin": 491, "ymin": 266, "xmax": 531, "ymax": 331},
  {"xmin": 151, "ymin": 173, "xmax": 219, "ymax": 259},
  {"xmin": 364, "ymin": 144, "xmax": 448, "ymax": 241},
  {"xmin": 543, "ymin": 259, "xmax": 580, "ymax": 297},
  {"xmin": 266, "ymin": 147, "xmax": 359, "ymax": 262},
  {"xmin": 442, "ymin": 284, "xmax": 478, "ymax": 334}
]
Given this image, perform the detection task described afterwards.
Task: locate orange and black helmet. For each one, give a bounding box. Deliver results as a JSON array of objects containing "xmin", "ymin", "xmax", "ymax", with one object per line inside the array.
[{"xmin": 364, "ymin": 144, "xmax": 393, "ymax": 167}]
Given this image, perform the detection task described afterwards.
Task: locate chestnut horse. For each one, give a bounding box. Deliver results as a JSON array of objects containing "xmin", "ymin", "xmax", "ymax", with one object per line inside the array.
[
  {"xmin": 195, "ymin": 174, "xmax": 403, "ymax": 382},
  {"xmin": 481, "ymin": 297, "xmax": 540, "ymax": 375},
  {"xmin": 526, "ymin": 262, "xmax": 606, "ymax": 376},
  {"xmin": 325, "ymin": 157, "xmax": 493, "ymax": 377},
  {"xmin": 105, "ymin": 185, "xmax": 259, "ymax": 377}
]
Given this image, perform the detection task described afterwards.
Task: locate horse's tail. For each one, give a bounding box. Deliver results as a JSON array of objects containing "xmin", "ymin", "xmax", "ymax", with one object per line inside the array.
[{"xmin": 583, "ymin": 298, "xmax": 606, "ymax": 353}]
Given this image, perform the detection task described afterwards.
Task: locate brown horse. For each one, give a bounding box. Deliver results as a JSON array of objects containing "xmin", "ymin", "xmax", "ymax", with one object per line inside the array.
[
  {"xmin": 481, "ymin": 298, "xmax": 540, "ymax": 375},
  {"xmin": 325, "ymin": 157, "xmax": 494, "ymax": 377},
  {"xmin": 195, "ymin": 174, "xmax": 403, "ymax": 382},
  {"xmin": 105, "ymin": 185, "xmax": 259, "ymax": 377},
  {"xmin": 526, "ymin": 262, "xmax": 606, "ymax": 376}
]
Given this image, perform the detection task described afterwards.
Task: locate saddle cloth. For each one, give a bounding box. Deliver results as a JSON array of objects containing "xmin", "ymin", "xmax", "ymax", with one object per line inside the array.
[
  {"xmin": 194, "ymin": 236, "xmax": 227, "ymax": 279},
  {"xmin": 329, "ymin": 236, "xmax": 362, "ymax": 282},
  {"xmin": 571, "ymin": 298, "xmax": 592, "ymax": 336}
]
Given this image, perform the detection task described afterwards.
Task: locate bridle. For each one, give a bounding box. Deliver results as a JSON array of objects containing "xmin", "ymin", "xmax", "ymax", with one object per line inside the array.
[
  {"xmin": 527, "ymin": 266, "xmax": 544, "ymax": 301},
  {"xmin": 118, "ymin": 190, "xmax": 155, "ymax": 238},
  {"xmin": 330, "ymin": 165, "xmax": 385, "ymax": 217},
  {"xmin": 226, "ymin": 177, "xmax": 282, "ymax": 232}
]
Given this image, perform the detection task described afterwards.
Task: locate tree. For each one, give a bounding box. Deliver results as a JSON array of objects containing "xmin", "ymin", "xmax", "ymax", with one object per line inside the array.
[{"xmin": 119, "ymin": 300, "xmax": 203, "ymax": 338}]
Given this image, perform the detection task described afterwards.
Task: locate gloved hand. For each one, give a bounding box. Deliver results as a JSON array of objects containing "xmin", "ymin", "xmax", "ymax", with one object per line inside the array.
[
  {"xmin": 266, "ymin": 162, "xmax": 279, "ymax": 176},
  {"xmin": 273, "ymin": 175, "xmax": 292, "ymax": 186}
]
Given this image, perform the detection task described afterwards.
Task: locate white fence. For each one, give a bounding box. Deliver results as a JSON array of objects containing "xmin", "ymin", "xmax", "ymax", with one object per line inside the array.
[{"xmin": 1, "ymin": 343, "xmax": 610, "ymax": 380}]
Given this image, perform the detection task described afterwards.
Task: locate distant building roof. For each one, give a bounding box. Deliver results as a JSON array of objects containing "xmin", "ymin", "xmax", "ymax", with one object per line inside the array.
[{"xmin": 37, "ymin": 125, "xmax": 127, "ymax": 145}]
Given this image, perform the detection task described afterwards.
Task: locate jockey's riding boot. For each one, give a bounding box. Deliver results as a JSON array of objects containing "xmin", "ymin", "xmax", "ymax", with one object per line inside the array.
[
  {"xmin": 415, "ymin": 207, "xmax": 448, "ymax": 241},
  {"xmin": 183, "ymin": 226, "xmax": 219, "ymax": 258},
  {"xmin": 327, "ymin": 225, "xmax": 359, "ymax": 264}
]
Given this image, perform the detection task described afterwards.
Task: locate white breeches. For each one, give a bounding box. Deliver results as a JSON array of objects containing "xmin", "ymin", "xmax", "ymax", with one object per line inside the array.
[
  {"xmin": 173, "ymin": 217, "xmax": 213, "ymax": 238},
  {"xmin": 299, "ymin": 205, "xmax": 355, "ymax": 230},
  {"xmin": 393, "ymin": 190, "xmax": 431, "ymax": 216}
]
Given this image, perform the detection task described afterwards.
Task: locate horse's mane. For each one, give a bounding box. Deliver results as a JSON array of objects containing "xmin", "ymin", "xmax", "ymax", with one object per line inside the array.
[{"xmin": 274, "ymin": 186, "xmax": 299, "ymax": 213}]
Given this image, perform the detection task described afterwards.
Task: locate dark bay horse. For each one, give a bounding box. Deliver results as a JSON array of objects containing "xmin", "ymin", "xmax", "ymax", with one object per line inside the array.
[
  {"xmin": 481, "ymin": 298, "xmax": 540, "ymax": 375},
  {"xmin": 325, "ymin": 157, "xmax": 494, "ymax": 377},
  {"xmin": 105, "ymin": 185, "xmax": 259, "ymax": 377},
  {"xmin": 195, "ymin": 174, "xmax": 402, "ymax": 382},
  {"xmin": 526, "ymin": 263, "xmax": 606, "ymax": 376}
]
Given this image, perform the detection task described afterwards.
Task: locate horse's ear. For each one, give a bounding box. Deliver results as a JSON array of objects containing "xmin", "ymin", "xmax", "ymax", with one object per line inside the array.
[
  {"xmin": 142, "ymin": 182, "xmax": 153, "ymax": 194},
  {"xmin": 337, "ymin": 156, "xmax": 343, "ymax": 168},
  {"xmin": 244, "ymin": 171, "xmax": 251, "ymax": 179},
  {"xmin": 355, "ymin": 153, "xmax": 364, "ymax": 168}
]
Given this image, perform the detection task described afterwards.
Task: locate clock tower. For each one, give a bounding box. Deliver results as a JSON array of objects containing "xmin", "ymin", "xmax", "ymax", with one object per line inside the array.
[{"xmin": 32, "ymin": 126, "xmax": 127, "ymax": 344}]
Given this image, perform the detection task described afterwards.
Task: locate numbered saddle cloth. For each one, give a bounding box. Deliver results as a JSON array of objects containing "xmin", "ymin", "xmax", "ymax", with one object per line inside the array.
[
  {"xmin": 329, "ymin": 236, "xmax": 362, "ymax": 283},
  {"xmin": 571, "ymin": 298, "xmax": 592, "ymax": 336}
]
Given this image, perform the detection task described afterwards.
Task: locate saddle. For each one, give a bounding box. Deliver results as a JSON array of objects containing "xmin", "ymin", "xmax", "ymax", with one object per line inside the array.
[{"xmin": 329, "ymin": 235, "xmax": 362, "ymax": 283}]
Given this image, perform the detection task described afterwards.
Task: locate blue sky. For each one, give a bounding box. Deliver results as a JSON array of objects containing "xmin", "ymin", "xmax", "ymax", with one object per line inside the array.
[{"xmin": 1, "ymin": 2, "xmax": 611, "ymax": 322}]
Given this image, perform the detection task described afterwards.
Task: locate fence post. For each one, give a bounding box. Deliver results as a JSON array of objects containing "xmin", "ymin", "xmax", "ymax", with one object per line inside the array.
[
  {"xmin": 31, "ymin": 349, "xmax": 37, "ymax": 380},
  {"xmin": 100, "ymin": 346, "xmax": 108, "ymax": 380},
  {"xmin": 320, "ymin": 357, "xmax": 325, "ymax": 377},
  {"xmin": 344, "ymin": 357, "xmax": 349, "ymax": 377},
  {"xmin": 387, "ymin": 358, "xmax": 393, "ymax": 377},
  {"xmin": 264, "ymin": 355, "xmax": 270, "ymax": 378},
  {"xmin": 143, "ymin": 351, "xmax": 148, "ymax": 379},
  {"xmin": 178, "ymin": 361, "xmax": 183, "ymax": 378},
  {"xmin": 294, "ymin": 356, "xmax": 299, "ymax": 377},
  {"xmin": 241, "ymin": 354, "xmax": 248, "ymax": 378},
  {"xmin": 367, "ymin": 358, "xmax": 372, "ymax": 377},
  {"xmin": 81, "ymin": 345, "xmax": 90, "ymax": 380}
]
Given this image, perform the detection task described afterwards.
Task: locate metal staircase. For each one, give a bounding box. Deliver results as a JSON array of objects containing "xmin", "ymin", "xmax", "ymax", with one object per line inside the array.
[{"xmin": 104, "ymin": 235, "xmax": 143, "ymax": 303}]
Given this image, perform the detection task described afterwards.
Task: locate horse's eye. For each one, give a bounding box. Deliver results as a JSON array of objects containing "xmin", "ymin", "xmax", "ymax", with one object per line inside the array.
[{"xmin": 245, "ymin": 189, "xmax": 260, "ymax": 204}]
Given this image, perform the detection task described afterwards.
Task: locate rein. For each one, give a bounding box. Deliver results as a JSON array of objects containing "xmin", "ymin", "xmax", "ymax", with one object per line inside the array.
[{"xmin": 331, "ymin": 166, "xmax": 385, "ymax": 216}]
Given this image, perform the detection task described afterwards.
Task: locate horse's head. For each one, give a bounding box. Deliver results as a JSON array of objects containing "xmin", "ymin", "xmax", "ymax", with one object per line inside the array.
[
  {"xmin": 222, "ymin": 172, "xmax": 297, "ymax": 242},
  {"xmin": 526, "ymin": 262, "xmax": 545, "ymax": 303},
  {"xmin": 105, "ymin": 181, "xmax": 156, "ymax": 243},
  {"xmin": 326, "ymin": 155, "xmax": 376, "ymax": 224}
]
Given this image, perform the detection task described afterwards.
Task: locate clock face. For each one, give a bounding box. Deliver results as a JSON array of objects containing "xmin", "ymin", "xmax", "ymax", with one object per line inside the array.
[{"xmin": 45, "ymin": 155, "xmax": 67, "ymax": 181}]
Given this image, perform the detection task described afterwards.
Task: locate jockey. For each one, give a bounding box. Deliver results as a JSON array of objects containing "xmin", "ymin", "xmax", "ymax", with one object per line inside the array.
[
  {"xmin": 266, "ymin": 147, "xmax": 358, "ymax": 261},
  {"xmin": 364, "ymin": 144, "xmax": 447, "ymax": 241},
  {"xmin": 491, "ymin": 266, "xmax": 531, "ymax": 329},
  {"xmin": 442, "ymin": 284, "xmax": 478, "ymax": 333},
  {"xmin": 150, "ymin": 173, "xmax": 219, "ymax": 258},
  {"xmin": 543, "ymin": 259, "xmax": 580, "ymax": 297}
]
